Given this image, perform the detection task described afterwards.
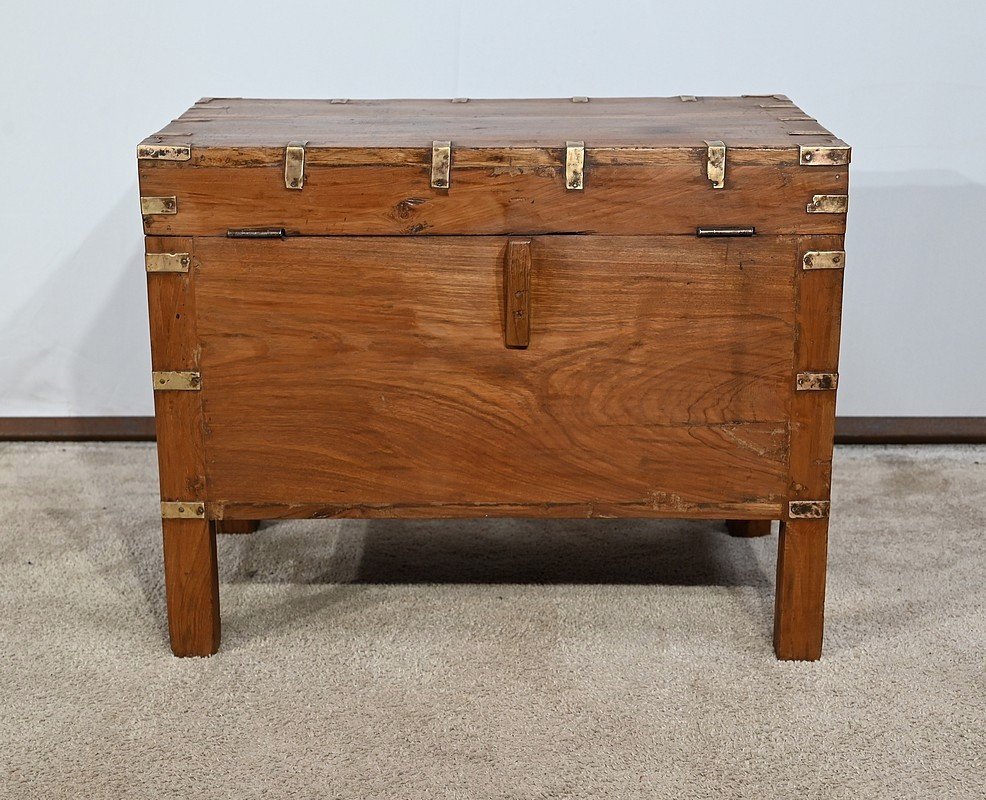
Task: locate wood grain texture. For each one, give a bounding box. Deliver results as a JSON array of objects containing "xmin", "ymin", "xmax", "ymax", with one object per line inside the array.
[
  {"xmin": 192, "ymin": 235, "xmax": 795, "ymax": 514},
  {"xmin": 503, "ymin": 239, "xmax": 531, "ymax": 347},
  {"xmin": 142, "ymin": 96, "xmax": 847, "ymax": 150},
  {"xmin": 774, "ymin": 519, "xmax": 828, "ymax": 660},
  {"xmin": 138, "ymin": 161, "xmax": 847, "ymax": 237},
  {"xmin": 162, "ymin": 518, "xmax": 220, "ymax": 656},
  {"xmin": 773, "ymin": 233, "xmax": 844, "ymax": 660},
  {"xmin": 146, "ymin": 236, "xmax": 216, "ymax": 656}
]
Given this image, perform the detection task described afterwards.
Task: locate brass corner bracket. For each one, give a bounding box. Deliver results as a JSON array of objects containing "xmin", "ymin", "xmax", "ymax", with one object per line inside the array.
[
  {"xmin": 796, "ymin": 372, "xmax": 839, "ymax": 391},
  {"xmin": 565, "ymin": 141, "xmax": 585, "ymax": 190},
  {"xmin": 161, "ymin": 501, "xmax": 206, "ymax": 519},
  {"xmin": 137, "ymin": 144, "xmax": 191, "ymax": 161},
  {"xmin": 145, "ymin": 253, "xmax": 190, "ymax": 273},
  {"xmin": 284, "ymin": 141, "xmax": 307, "ymax": 190},
  {"xmin": 431, "ymin": 141, "xmax": 451, "ymax": 189},
  {"xmin": 807, "ymin": 195, "xmax": 849, "ymax": 214},
  {"xmin": 705, "ymin": 140, "xmax": 726, "ymax": 189},
  {"xmin": 799, "ymin": 145, "xmax": 851, "ymax": 166},
  {"xmin": 152, "ymin": 371, "xmax": 201, "ymax": 391},
  {"xmin": 788, "ymin": 500, "xmax": 830, "ymax": 519},
  {"xmin": 802, "ymin": 251, "xmax": 845, "ymax": 270}
]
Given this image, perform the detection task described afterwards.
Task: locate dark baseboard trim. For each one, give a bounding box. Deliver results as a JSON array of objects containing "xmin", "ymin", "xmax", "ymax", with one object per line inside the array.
[
  {"xmin": 0, "ymin": 416, "xmax": 984, "ymax": 444},
  {"xmin": 0, "ymin": 416, "xmax": 156, "ymax": 441},
  {"xmin": 834, "ymin": 417, "xmax": 986, "ymax": 445}
]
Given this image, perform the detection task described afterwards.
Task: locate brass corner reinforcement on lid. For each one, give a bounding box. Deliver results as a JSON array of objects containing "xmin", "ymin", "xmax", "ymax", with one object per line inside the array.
[
  {"xmin": 431, "ymin": 141, "xmax": 451, "ymax": 189},
  {"xmin": 571, "ymin": 96, "xmax": 589, "ymax": 103},
  {"xmin": 803, "ymin": 250, "xmax": 845, "ymax": 270},
  {"xmin": 145, "ymin": 253, "xmax": 190, "ymax": 273},
  {"xmin": 152, "ymin": 371, "xmax": 201, "ymax": 391},
  {"xmin": 330, "ymin": 98, "xmax": 349, "ymax": 104},
  {"xmin": 788, "ymin": 500, "xmax": 830, "ymax": 519},
  {"xmin": 161, "ymin": 501, "xmax": 206, "ymax": 519},
  {"xmin": 679, "ymin": 95, "xmax": 697, "ymax": 101},
  {"xmin": 800, "ymin": 145, "xmax": 851, "ymax": 166},
  {"xmin": 796, "ymin": 371, "xmax": 839, "ymax": 390},
  {"xmin": 451, "ymin": 97, "xmax": 469, "ymax": 103},
  {"xmin": 705, "ymin": 140, "xmax": 726, "ymax": 189},
  {"xmin": 137, "ymin": 144, "xmax": 191, "ymax": 161},
  {"xmin": 284, "ymin": 141, "xmax": 307, "ymax": 189},
  {"xmin": 565, "ymin": 141, "xmax": 585, "ymax": 190},
  {"xmin": 140, "ymin": 196, "xmax": 177, "ymax": 215},
  {"xmin": 807, "ymin": 194, "xmax": 849, "ymax": 214}
]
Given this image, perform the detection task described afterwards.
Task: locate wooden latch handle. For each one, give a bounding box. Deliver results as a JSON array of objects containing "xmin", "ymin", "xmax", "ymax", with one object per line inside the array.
[{"xmin": 503, "ymin": 239, "xmax": 532, "ymax": 348}]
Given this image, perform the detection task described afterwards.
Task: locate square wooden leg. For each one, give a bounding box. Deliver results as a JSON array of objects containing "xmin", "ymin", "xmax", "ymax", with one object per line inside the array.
[
  {"xmin": 163, "ymin": 518, "xmax": 220, "ymax": 657},
  {"xmin": 773, "ymin": 518, "xmax": 828, "ymax": 661},
  {"xmin": 725, "ymin": 519, "xmax": 772, "ymax": 537}
]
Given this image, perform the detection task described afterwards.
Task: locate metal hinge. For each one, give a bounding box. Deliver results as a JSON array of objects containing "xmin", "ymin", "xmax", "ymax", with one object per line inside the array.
[
  {"xmin": 696, "ymin": 226, "xmax": 755, "ymax": 237},
  {"xmin": 788, "ymin": 500, "xmax": 830, "ymax": 519},
  {"xmin": 800, "ymin": 145, "xmax": 851, "ymax": 166},
  {"xmin": 431, "ymin": 141, "xmax": 451, "ymax": 189},
  {"xmin": 565, "ymin": 141, "xmax": 585, "ymax": 190},
  {"xmin": 161, "ymin": 501, "xmax": 206, "ymax": 519},
  {"xmin": 145, "ymin": 253, "xmax": 190, "ymax": 273},
  {"xmin": 284, "ymin": 141, "xmax": 307, "ymax": 189},
  {"xmin": 226, "ymin": 227, "xmax": 286, "ymax": 239},
  {"xmin": 796, "ymin": 372, "xmax": 839, "ymax": 391},
  {"xmin": 705, "ymin": 140, "xmax": 726, "ymax": 189},
  {"xmin": 152, "ymin": 371, "xmax": 201, "ymax": 391},
  {"xmin": 137, "ymin": 144, "xmax": 191, "ymax": 161},
  {"xmin": 807, "ymin": 194, "xmax": 849, "ymax": 214},
  {"xmin": 803, "ymin": 250, "xmax": 846, "ymax": 270},
  {"xmin": 140, "ymin": 196, "xmax": 177, "ymax": 215}
]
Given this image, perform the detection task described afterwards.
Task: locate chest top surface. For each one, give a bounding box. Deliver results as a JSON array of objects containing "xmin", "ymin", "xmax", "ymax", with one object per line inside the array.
[
  {"xmin": 137, "ymin": 96, "xmax": 849, "ymax": 238},
  {"xmin": 143, "ymin": 95, "xmax": 847, "ymax": 150}
]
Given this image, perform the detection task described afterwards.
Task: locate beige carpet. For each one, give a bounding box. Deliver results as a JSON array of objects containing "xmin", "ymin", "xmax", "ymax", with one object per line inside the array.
[{"xmin": 0, "ymin": 443, "xmax": 983, "ymax": 798}]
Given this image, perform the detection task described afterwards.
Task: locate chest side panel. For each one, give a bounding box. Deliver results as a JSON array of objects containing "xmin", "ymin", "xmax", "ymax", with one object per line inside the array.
[{"xmin": 191, "ymin": 235, "xmax": 795, "ymax": 517}]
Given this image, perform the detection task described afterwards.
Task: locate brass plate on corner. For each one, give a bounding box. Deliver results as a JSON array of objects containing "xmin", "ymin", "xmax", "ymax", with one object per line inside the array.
[
  {"xmin": 803, "ymin": 250, "xmax": 845, "ymax": 270},
  {"xmin": 800, "ymin": 145, "xmax": 851, "ymax": 166},
  {"xmin": 796, "ymin": 372, "xmax": 839, "ymax": 391},
  {"xmin": 152, "ymin": 371, "xmax": 201, "ymax": 391},
  {"xmin": 161, "ymin": 501, "xmax": 206, "ymax": 519},
  {"xmin": 431, "ymin": 141, "xmax": 451, "ymax": 189},
  {"xmin": 705, "ymin": 140, "xmax": 726, "ymax": 189},
  {"xmin": 788, "ymin": 500, "xmax": 830, "ymax": 519},
  {"xmin": 807, "ymin": 194, "xmax": 849, "ymax": 214},
  {"xmin": 565, "ymin": 141, "xmax": 585, "ymax": 190},
  {"xmin": 137, "ymin": 144, "xmax": 191, "ymax": 161},
  {"xmin": 140, "ymin": 196, "xmax": 177, "ymax": 215},
  {"xmin": 145, "ymin": 253, "xmax": 191, "ymax": 273},
  {"xmin": 284, "ymin": 141, "xmax": 307, "ymax": 189}
]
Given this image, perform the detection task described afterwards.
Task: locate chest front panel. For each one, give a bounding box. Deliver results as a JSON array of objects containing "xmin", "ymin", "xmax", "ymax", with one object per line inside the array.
[{"xmin": 190, "ymin": 235, "xmax": 794, "ymax": 516}]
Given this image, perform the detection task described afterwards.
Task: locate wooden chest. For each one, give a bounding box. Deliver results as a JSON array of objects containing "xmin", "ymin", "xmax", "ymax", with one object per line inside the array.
[{"xmin": 138, "ymin": 96, "xmax": 849, "ymax": 660}]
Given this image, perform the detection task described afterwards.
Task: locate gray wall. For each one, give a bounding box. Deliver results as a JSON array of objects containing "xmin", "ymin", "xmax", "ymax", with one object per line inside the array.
[{"xmin": 2, "ymin": 0, "xmax": 984, "ymax": 416}]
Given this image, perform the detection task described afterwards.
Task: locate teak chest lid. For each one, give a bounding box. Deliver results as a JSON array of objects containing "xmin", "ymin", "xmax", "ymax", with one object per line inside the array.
[{"xmin": 138, "ymin": 96, "xmax": 850, "ymax": 237}]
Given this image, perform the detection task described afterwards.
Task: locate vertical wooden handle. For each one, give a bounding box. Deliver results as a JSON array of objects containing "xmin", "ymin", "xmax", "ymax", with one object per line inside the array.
[{"xmin": 504, "ymin": 239, "xmax": 532, "ymax": 348}]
